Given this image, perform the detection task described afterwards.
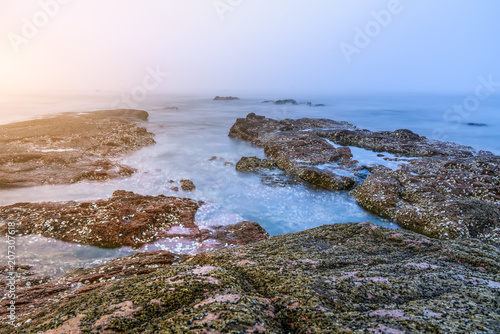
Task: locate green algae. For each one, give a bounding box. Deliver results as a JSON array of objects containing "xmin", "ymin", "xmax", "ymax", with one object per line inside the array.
[{"xmin": 9, "ymin": 223, "xmax": 500, "ymax": 333}]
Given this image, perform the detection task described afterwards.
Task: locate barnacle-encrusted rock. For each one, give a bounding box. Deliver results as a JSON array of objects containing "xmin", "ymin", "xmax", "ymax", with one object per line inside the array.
[
  {"xmin": 5, "ymin": 223, "xmax": 499, "ymax": 333},
  {"xmin": 229, "ymin": 114, "xmax": 360, "ymax": 189},
  {"xmin": 352, "ymin": 156, "xmax": 500, "ymax": 245},
  {"xmin": 0, "ymin": 109, "xmax": 156, "ymax": 188},
  {"xmin": 180, "ymin": 179, "xmax": 197, "ymax": 191},
  {"xmin": 0, "ymin": 191, "xmax": 268, "ymax": 249},
  {"xmin": 228, "ymin": 113, "xmax": 486, "ymax": 191},
  {"xmin": 230, "ymin": 114, "xmax": 499, "ymax": 243},
  {"xmin": 235, "ymin": 156, "xmax": 278, "ymax": 172},
  {"xmin": 229, "ymin": 113, "xmax": 483, "ymax": 158}
]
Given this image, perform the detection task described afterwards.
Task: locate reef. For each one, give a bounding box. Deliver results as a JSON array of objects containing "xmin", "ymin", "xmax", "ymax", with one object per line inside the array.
[
  {"xmin": 4, "ymin": 223, "xmax": 499, "ymax": 333},
  {"xmin": 0, "ymin": 109, "xmax": 156, "ymax": 188},
  {"xmin": 229, "ymin": 113, "xmax": 499, "ymax": 244},
  {"xmin": 0, "ymin": 190, "xmax": 268, "ymax": 249}
]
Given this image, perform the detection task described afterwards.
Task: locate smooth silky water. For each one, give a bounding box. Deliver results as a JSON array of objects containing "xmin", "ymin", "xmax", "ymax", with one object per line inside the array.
[{"xmin": 1, "ymin": 93, "xmax": 499, "ymax": 276}]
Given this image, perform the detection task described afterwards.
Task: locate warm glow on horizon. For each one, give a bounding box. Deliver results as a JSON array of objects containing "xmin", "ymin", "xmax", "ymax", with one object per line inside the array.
[{"xmin": 1, "ymin": 0, "xmax": 499, "ymax": 95}]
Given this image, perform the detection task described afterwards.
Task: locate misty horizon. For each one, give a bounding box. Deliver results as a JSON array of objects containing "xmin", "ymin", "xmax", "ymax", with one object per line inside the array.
[{"xmin": 1, "ymin": 0, "xmax": 499, "ymax": 96}]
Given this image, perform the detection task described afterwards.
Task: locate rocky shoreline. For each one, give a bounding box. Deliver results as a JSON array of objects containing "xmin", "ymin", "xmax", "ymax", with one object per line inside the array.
[
  {"xmin": 0, "ymin": 109, "xmax": 155, "ymax": 188},
  {"xmin": 1, "ymin": 110, "xmax": 499, "ymax": 332},
  {"xmin": 229, "ymin": 113, "xmax": 500, "ymax": 245},
  {"xmin": 3, "ymin": 223, "xmax": 499, "ymax": 333}
]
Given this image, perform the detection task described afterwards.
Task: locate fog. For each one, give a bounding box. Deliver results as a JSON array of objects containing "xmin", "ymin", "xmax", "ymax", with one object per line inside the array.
[{"xmin": 1, "ymin": 0, "xmax": 499, "ymax": 96}]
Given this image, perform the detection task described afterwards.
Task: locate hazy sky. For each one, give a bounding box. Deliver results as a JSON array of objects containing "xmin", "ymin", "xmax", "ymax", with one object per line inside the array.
[{"xmin": 1, "ymin": 0, "xmax": 499, "ymax": 96}]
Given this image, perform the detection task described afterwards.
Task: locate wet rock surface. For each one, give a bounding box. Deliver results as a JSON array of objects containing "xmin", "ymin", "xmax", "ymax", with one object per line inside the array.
[
  {"xmin": 352, "ymin": 156, "xmax": 500, "ymax": 245},
  {"xmin": 229, "ymin": 113, "xmax": 362, "ymax": 190},
  {"xmin": 229, "ymin": 113, "xmax": 499, "ymax": 244},
  {"xmin": 180, "ymin": 179, "xmax": 197, "ymax": 191},
  {"xmin": 0, "ymin": 191, "xmax": 268, "ymax": 249},
  {"xmin": 235, "ymin": 156, "xmax": 278, "ymax": 173},
  {"xmin": 7, "ymin": 223, "xmax": 499, "ymax": 333},
  {"xmin": 0, "ymin": 109, "xmax": 156, "ymax": 188},
  {"xmin": 229, "ymin": 113, "xmax": 484, "ymax": 159}
]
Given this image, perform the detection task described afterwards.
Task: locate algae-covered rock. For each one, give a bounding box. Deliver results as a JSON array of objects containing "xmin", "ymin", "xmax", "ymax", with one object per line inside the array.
[
  {"xmin": 230, "ymin": 113, "xmax": 499, "ymax": 244},
  {"xmin": 7, "ymin": 223, "xmax": 499, "ymax": 333},
  {"xmin": 235, "ymin": 156, "xmax": 278, "ymax": 172},
  {"xmin": 0, "ymin": 109, "xmax": 156, "ymax": 188},
  {"xmin": 0, "ymin": 191, "xmax": 268, "ymax": 250},
  {"xmin": 352, "ymin": 157, "xmax": 500, "ymax": 245}
]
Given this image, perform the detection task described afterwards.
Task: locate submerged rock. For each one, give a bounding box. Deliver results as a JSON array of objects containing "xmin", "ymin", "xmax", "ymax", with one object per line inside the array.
[
  {"xmin": 0, "ymin": 109, "xmax": 156, "ymax": 188},
  {"xmin": 180, "ymin": 179, "xmax": 197, "ymax": 191},
  {"xmin": 7, "ymin": 223, "xmax": 499, "ymax": 333},
  {"xmin": 0, "ymin": 191, "xmax": 268, "ymax": 249},
  {"xmin": 352, "ymin": 156, "xmax": 500, "ymax": 245}
]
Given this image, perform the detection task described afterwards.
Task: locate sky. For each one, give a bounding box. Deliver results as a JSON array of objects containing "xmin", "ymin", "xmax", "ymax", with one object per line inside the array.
[{"xmin": 0, "ymin": 0, "xmax": 499, "ymax": 96}]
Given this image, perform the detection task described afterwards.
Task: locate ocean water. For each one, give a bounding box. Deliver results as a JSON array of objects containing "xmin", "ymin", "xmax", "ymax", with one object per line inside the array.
[{"xmin": 1, "ymin": 92, "xmax": 499, "ymax": 275}]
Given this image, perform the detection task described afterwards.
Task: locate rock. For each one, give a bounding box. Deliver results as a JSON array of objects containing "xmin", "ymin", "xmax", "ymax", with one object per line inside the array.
[
  {"xmin": 9, "ymin": 223, "xmax": 500, "ymax": 333},
  {"xmin": 229, "ymin": 114, "xmax": 361, "ymax": 189},
  {"xmin": 0, "ymin": 109, "xmax": 156, "ymax": 188},
  {"xmin": 274, "ymin": 99, "xmax": 298, "ymax": 105},
  {"xmin": 467, "ymin": 122, "xmax": 487, "ymax": 126},
  {"xmin": 235, "ymin": 156, "xmax": 278, "ymax": 172},
  {"xmin": 320, "ymin": 128, "xmax": 481, "ymax": 157},
  {"xmin": 0, "ymin": 191, "xmax": 269, "ymax": 251},
  {"xmin": 235, "ymin": 156, "xmax": 301, "ymax": 187},
  {"xmin": 213, "ymin": 96, "xmax": 239, "ymax": 100},
  {"xmin": 293, "ymin": 166, "xmax": 356, "ymax": 190},
  {"xmin": 0, "ymin": 190, "xmax": 201, "ymax": 248},
  {"xmin": 163, "ymin": 106, "xmax": 179, "ymax": 110},
  {"xmin": 180, "ymin": 179, "xmax": 196, "ymax": 191},
  {"xmin": 351, "ymin": 156, "xmax": 500, "ymax": 245},
  {"xmin": 229, "ymin": 114, "xmax": 499, "ymax": 243},
  {"xmin": 231, "ymin": 113, "xmax": 484, "ymax": 158},
  {"xmin": 315, "ymin": 104, "xmax": 326, "ymax": 107}
]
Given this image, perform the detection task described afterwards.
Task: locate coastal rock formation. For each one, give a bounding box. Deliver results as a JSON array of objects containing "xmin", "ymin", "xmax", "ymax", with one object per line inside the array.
[
  {"xmin": 0, "ymin": 191, "xmax": 268, "ymax": 249},
  {"xmin": 229, "ymin": 113, "xmax": 361, "ymax": 190},
  {"xmin": 262, "ymin": 99, "xmax": 316, "ymax": 106},
  {"xmin": 6, "ymin": 223, "xmax": 499, "ymax": 333},
  {"xmin": 235, "ymin": 156, "xmax": 278, "ymax": 172},
  {"xmin": 213, "ymin": 96, "xmax": 239, "ymax": 100},
  {"xmin": 229, "ymin": 113, "xmax": 499, "ymax": 243},
  {"xmin": 230, "ymin": 113, "xmax": 484, "ymax": 158},
  {"xmin": 180, "ymin": 179, "xmax": 197, "ymax": 191},
  {"xmin": 352, "ymin": 156, "xmax": 500, "ymax": 245},
  {"xmin": 0, "ymin": 109, "xmax": 156, "ymax": 188}
]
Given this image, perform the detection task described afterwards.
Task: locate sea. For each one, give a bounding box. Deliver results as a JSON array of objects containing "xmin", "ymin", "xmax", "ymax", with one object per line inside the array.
[{"xmin": 1, "ymin": 92, "xmax": 499, "ymax": 276}]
